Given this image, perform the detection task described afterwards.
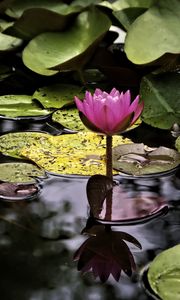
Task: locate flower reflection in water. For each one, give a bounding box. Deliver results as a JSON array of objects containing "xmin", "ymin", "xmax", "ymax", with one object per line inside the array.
[{"xmin": 74, "ymin": 225, "xmax": 141, "ymax": 283}]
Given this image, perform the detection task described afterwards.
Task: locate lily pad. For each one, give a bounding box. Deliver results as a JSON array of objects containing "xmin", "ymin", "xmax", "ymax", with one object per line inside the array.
[
  {"xmin": 148, "ymin": 245, "xmax": 180, "ymax": 300},
  {"xmin": 0, "ymin": 131, "xmax": 131, "ymax": 176},
  {"xmin": 0, "ymin": 182, "xmax": 38, "ymax": 201},
  {"xmin": 113, "ymin": 8, "xmax": 146, "ymax": 30},
  {"xmin": 22, "ymin": 9, "xmax": 111, "ymax": 75},
  {"xmin": 140, "ymin": 73, "xmax": 180, "ymax": 129},
  {"xmin": 0, "ymin": 162, "xmax": 45, "ymax": 183},
  {"xmin": 33, "ymin": 84, "xmax": 83, "ymax": 109},
  {"xmin": 52, "ymin": 107, "xmax": 87, "ymax": 131},
  {"xmin": 4, "ymin": 5, "xmax": 81, "ymax": 40},
  {"xmin": 5, "ymin": 0, "xmax": 75, "ymax": 18},
  {"xmin": 0, "ymin": 132, "xmax": 51, "ymax": 158},
  {"xmin": 0, "ymin": 94, "xmax": 51, "ymax": 118},
  {"xmin": 124, "ymin": 0, "xmax": 180, "ymax": 64},
  {"xmin": 113, "ymin": 143, "xmax": 180, "ymax": 176},
  {"xmin": 0, "ymin": 32, "xmax": 22, "ymax": 51},
  {"xmin": 111, "ymin": 0, "xmax": 153, "ymax": 11},
  {"xmin": 175, "ymin": 137, "xmax": 180, "ymax": 152}
]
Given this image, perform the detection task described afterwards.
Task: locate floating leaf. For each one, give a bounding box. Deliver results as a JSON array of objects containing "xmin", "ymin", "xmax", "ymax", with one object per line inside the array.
[
  {"xmin": 113, "ymin": 143, "xmax": 180, "ymax": 175},
  {"xmin": 0, "ymin": 162, "xmax": 45, "ymax": 183},
  {"xmin": 0, "ymin": 182, "xmax": 38, "ymax": 201},
  {"xmin": 4, "ymin": 5, "xmax": 81, "ymax": 40},
  {"xmin": 52, "ymin": 107, "xmax": 87, "ymax": 131},
  {"xmin": 5, "ymin": 0, "xmax": 75, "ymax": 18},
  {"xmin": 22, "ymin": 9, "xmax": 111, "ymax": 75},
  {"xmin": 113, "ymin": 8, "xmax": 146, "ymax": 30},
  {"xmin": 0, "ymin": 132, "xmax": 51, "ymax": 158},
  {"xmin": 124, "ymin": 0, "xmax": 180, "ymax": 64},
  {"xmin": 140, "ymin": 73, "xmax": 180, "ymax": 129},
  {"xmin": 111, "ymin": 0, "xmax": 153, "ymax": 11},
  {"xmin": 0, "ymin": 94, "xmax": 51, "ymax": 117},
  {"xmin": 0, "ymin": 32, "xmax": 22, "ymax": 51},
  {"xmin": 175, "ymin": 137, "xmax": 180, "ymax": 152},
  {"xmin": 33, "ymin": 84, "xmax": 83, "ymax": 109},
  {"xmin": 0, "ymin": 132, "xmax": 131, "ymax": 176},
  {"xmin": 148, "ymin": 245, "xmax": 180, "ymax": 300}
]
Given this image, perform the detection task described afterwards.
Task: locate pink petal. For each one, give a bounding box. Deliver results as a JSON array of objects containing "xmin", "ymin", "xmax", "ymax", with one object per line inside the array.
[
  {"xmin": 94, "ymin": 88, "xmax": 103, "ymax": 96},
  {"xmin": 74, "ymin": 96, "xmax": 84, "ymax": 113}
]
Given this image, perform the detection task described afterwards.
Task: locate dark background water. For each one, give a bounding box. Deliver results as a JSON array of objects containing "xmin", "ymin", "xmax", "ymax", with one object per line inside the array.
[{"xmin": 0, "ymin": 118, "xmax": 179, "ymax": 300}]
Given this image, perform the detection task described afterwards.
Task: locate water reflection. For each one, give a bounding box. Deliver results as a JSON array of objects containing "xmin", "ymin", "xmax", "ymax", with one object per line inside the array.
[
  {"xmin": 87, "ymin": 175, "xmax": 169, "ymax": 224},
  {"xmin": 0, "ymin": 170, "xmax": 179, "ymax": 299},
  {"xmin": 74, "ymin": 224, "xmax": 142, "ymax": 282}
]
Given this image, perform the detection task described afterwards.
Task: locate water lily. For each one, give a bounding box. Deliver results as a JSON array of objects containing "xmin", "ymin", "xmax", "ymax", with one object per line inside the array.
[
  {"xmin": 74, "ymin": 88, "xmax": 144, "ymax": 136},
  {"xmin": 74, "ymin": 225, "xmax": 141, "ymax": 282}
]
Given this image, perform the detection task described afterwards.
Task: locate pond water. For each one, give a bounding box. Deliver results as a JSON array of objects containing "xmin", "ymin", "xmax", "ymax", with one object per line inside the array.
[{"xmin": 0, "ymin": 118, "xmax": 180, "ymax": 300}]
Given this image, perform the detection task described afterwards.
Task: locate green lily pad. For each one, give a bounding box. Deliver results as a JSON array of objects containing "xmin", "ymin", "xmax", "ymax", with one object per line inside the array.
[
  {"xmin": 113, "ymin": 7, "xmax": 146, "ymax": 30},
  {"xmin": 0, "ymin": 162, "xmax": 45, "ymax": 183},
  {"xmin": 52, "ymin": 107, "xmax": 87, "ymax": 131},
  {"xmin": 124, "ymin": 0, "xmax": 180, "ymax": 64},
  {"xmin": 175, "ymin": 137, "xmax": 180, "ymax": 152},
  {"xmin": 140, "ymin": 73, "xmax": 180, "ymax": 129},
  {"xmin": 22, "ymin": 9, "xmax": 111, "ymax": 75},
  {"xmin": 5, "ymin": 0, "xmax": 74, "ymax": 18},
  {"xmin": 113, "ymin": 143, "xmax": 180, "ymax": 175},
  {"xmin": 110, "ymin": 0, "xmax": 153, "ymax": 11},
  {"xmin": 0, "ymin": 132, "xmax": 51, "ymax": 158},
  {"xmin": 4, "ymin": 5, "xmax": 81, "ymax": 40},
  {"xmin": 33, "ymin": 84, "xmax": 83, "ymax": 109},
  {"xmin": 0, "ymin": 32, "xmax": 22, "ymax": 51},
  {"xmin": 148, "ymin": 245, "xmax": 180, "ymax": 300},
  {"xmin": 0, "ymin": 131, "xmax": 132, "ymax": 176},
  {"xmin": 0, "ymin": 19, "xmax": 14, "ymax": 31},
  {"xmin": 0, "ymin": 94, "xmax": 51, "ymax": 117}
]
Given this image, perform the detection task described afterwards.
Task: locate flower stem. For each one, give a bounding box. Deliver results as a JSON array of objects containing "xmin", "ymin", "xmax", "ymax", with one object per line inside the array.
[
  {"xmin": 106, "ymin": 135, "xmax": 113, "ymax": 180},
  {"xmin": 105, "ymin": 135, "xmax": 113, "ymax": 220}
]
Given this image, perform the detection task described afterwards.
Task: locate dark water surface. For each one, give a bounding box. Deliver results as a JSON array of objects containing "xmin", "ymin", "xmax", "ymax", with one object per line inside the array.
[
  {"xmin": 0, "ymin": 170, "xmax": 179, "ymax": 300},
  {"xmin": 0, "ymin": 118, "xmax": 179, "ymax": 300}
]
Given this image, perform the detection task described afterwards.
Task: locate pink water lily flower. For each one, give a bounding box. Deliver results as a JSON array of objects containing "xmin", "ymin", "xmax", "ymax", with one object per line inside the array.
[{"xmin": 74, "ymin": 88, "xmax": 144, "ymax": 135}]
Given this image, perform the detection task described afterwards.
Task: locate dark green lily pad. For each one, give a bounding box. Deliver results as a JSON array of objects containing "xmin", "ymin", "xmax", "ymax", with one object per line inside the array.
[
  {"xmin": 113, "ymin": 143, "xmax": 180, "ymax": 175},
  {"xmin": 52, "ymin": 107, "xmax": 87, "ymax": 131},
  {"xmin": 0, "ymin": 94, "xmax": 51, "ymax": 117},
  {"xmin": 141, "ymin": 73, "xmax": 180, "ymax": 129},
  {"xmin": 148, "ymin": 245, "xmax": 180, "ymax": 300},
  {"xmin": 113, "ymin": 7, "xmax": 146, "ymax": 30},
  {"xmin": 33, "ymin": 84, "xmax": 84, "ymax": 109},
  {"xmin": 0, "ymin": 32, "xmax": 22, "ymax": 51},
  {"xmin": 0, "ymin": 162, "xmax": 45, "ymax": 183},
  {"xmin": 124, "ymin": 0, "xmax": 180, "ymax": 64},
  {"xmin": 4, "ymin": 5, "xmax": 81, "ymax": 40},
  {"xmin": 22, "ymin": 9, "xmax": 111, "ymax": 75}
]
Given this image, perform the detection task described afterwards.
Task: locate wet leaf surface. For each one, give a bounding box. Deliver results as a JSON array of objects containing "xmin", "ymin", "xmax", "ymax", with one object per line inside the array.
[
  {"xmin": 0, "ymin": 182, "xmax": 38, "ymax": 201},
  {"xmin": 52, "ymin": 107, "xmax": 87, "ymax": 131},
  {"xmin": 113, "ymin": 143, "xmax": 180, "ymax": 176},
  {"xmin": 33, "ymin": 84, "xmax": 83, "ymax": 109},
  {"xmin": 0, "ymin": 32, "xmax": 22, "ymax": 51},
  {"xmin": 0, "ymin": 162, "xmax": 45, "ymax": 183},
  {"xmin": 0, "ymin": 131, "xmax": 131, "ymax": 176},
  {"xmin": 0, "ymin": 94, "xmax": 51, "ymax": 117}
]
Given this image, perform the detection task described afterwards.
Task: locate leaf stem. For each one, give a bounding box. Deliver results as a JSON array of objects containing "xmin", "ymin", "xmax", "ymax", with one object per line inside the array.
[{"xmin": 105, "ymin": 135, "xmax": 113, "ymax": 220}]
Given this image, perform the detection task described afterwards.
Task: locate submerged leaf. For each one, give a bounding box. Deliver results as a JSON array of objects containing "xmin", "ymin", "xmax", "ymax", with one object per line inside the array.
[
  {"xmin": 33, "ymin": 84, "xmax": 83, "ymax": 109},
  {"xmin": 113, "ymin": 143, "xmax": 180, "ymax": 175},
  {"xmin": 0, "ymin": 162, "xmax": 45, "ymax": 183},
  {"xmin": 0, "ymin": 94, "xmax": 51, "ymax": 117},
  {"xmin": 141, "ymin": 73, "xmax": 180, "ymax": 129},
  {"xmin": 148, "ymin": 245, "xmax": 180, "ymax": 300},
  {"xmin": 0, "ymin": 131, "xmax": 131, "ymax": 176}
]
